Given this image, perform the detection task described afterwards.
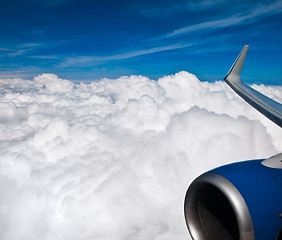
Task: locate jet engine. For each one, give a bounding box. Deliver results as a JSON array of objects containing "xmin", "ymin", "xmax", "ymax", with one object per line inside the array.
[
  {"xmin": 183, "ymin": 45, "xmax": 282, "ymax": 240},
  {"xmin": 184, "ymin": 154, "xmax": 282, "ymax": 240}
]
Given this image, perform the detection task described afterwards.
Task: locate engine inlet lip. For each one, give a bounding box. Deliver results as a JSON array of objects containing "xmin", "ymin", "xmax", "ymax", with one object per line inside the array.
[{"xmin": 184, "ymin": 172, "xmax": 255, "ymax": 240}]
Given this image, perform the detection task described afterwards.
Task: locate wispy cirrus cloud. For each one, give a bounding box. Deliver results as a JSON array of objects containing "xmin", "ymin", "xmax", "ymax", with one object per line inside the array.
[
  {"xmin": 0, "ymin": 48, "xmax": 13, "ymax": 51},
  {"xmin": 29, "ymin": 55, "xmax": 60, "ymax": 59},
  {"xmin": 7, "ymin": 49, "xmax": 33, "ymax": 57},
  {"xmin": 20, "ymin": 43, "xmax": 42, "ymax": 48},
  {"xmin": 135, "ymin": 0, "xmax": 227, "ymax": 18},
  {"xmin": 1, "ymin": 40, "xmax": 73, "ymax": 58},
  {"xmin": 163, "ymin": 0, "xmax": 282, "ymax": 38},
  {"xmin": 27, "ymin": 0, "xmax": 74, "ymax": 7},
  {"xmin": 1, "ymin": 42, "xmax": 44, "ymax": 57},
  {"xmin": 58, "ymin": 43, "xmax": 193, "ymax": 68}
]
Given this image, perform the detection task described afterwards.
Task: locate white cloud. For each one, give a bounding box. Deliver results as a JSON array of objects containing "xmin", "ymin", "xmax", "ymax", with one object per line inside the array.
[
  {"xmin": 136, "ymin": 0, "xmax": 227, "ymax": 18},
  {"xmin": 28, "ymin": 55, "xmax": 60, "ymax": 60},
  {"xmin": 0, "ymin": 72, "xmax": 281, "ymax": 240},
  {"xmin": 58, "ymin": 44, "xmax": 192, "ymax": 68},
  {"xmin": 164, "ymin": 1, "xmax": 282, "ymax": 38},
  {"xmin": 33, "ymin": 73, "xmax": 74, "ymax": 93},
  {"xmin": 0, "ymin": 48, "xmax": 12, "ymax": 51}
]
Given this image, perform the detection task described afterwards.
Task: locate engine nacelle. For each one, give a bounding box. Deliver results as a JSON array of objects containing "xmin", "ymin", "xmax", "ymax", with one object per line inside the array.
[{"xmin": 184, "ymin": 154, "xmax": 282, "ymax": 240}]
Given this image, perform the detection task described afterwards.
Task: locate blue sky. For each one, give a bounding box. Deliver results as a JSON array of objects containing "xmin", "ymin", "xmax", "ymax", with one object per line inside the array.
[{"xmin": 0, "ymin": 0, "xmax": 282, "ymax": 84}]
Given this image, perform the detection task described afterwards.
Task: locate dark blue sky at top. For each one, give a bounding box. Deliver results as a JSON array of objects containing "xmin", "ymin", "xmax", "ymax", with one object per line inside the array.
[{"xmin": 0, "ymin": 0, "xmax": 281, "ymax": 84}]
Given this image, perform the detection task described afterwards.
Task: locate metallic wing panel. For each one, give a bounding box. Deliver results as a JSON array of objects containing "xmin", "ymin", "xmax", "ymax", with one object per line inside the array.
[{"xmin": 224, "ymin": 45, "xmax": 282, "ymax": 127}]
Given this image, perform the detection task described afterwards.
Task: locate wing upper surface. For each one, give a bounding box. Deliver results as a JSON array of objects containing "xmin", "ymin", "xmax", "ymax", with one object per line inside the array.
[{"xmin": 224, "ymin": 45, "xmax": 282, "ymax": 127}]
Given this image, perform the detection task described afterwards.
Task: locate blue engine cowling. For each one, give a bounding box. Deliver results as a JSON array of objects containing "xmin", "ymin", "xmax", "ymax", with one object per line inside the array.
[{"xmin": 184, "ymin": 156, "xmax": 282, "ymax": 240}]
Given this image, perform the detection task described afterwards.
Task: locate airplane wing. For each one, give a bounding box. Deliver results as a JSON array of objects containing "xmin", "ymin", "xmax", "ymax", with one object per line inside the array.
[
  {"xmin": 184, "ymin": 46, "xmax": 282, "ymax": 240},
  {"xmin": 224, "ymin": 45, "xmax": 282, "ymax": 127}
]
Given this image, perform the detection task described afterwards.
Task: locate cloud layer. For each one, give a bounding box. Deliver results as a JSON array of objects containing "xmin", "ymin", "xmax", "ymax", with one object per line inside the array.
[{"xmin": 0, "ymin": 72, "xmax": 281, "ymax": 240}]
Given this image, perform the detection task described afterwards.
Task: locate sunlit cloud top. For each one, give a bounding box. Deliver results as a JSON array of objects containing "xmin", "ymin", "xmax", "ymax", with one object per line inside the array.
[{"xmin": 0, "ymin": 72, "xmax": 281, "ymax": 240}]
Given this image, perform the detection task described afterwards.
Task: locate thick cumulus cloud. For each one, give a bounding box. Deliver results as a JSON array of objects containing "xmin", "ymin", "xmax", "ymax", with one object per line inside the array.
[{"xmin": 0, "ymin": 72, "xmax": 281, "ymax": 240}]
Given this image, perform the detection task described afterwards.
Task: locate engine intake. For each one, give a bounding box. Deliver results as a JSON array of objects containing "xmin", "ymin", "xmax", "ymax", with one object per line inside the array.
[
  {"xmin": 184, "ymin": 159, "xmax": 282, "ymax": 240},
  {"xmin": 184, "ymin": 173, "xmax": 254, "ymax": 240}
]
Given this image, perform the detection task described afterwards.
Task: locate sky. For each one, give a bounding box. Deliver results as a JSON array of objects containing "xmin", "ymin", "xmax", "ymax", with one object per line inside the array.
[
  {"xmin": 1, "ymin": 1, "xmax": 282, "ymax": 239},
  {"xmin": 0, "ymin": 0, "xmax": 282, "ymax": 84}
]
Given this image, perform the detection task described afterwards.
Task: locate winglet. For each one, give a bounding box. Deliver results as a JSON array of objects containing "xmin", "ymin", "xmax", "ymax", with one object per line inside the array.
[
  {"xmin": 223, "ymin": 45, "xmax": 282, "ymax": 127},
  {"xmin": 224, "ymin": 45, "xmax": 249, "ymax": 83}
]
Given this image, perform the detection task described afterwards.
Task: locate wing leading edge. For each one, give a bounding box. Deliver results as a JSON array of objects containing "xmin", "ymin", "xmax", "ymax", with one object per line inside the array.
[{"xmin": 224, "ymin": 45, "xmax": 282, "ymax": 127}]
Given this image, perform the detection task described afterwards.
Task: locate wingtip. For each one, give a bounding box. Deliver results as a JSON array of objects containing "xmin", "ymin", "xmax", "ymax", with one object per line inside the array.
[
  {"xmin": 243, "ymin": 45, "xmax": 250, "ymax": 52},
  {"xmin": 224, "ymin": 45, "xmax": 249, "ymax": 83}
]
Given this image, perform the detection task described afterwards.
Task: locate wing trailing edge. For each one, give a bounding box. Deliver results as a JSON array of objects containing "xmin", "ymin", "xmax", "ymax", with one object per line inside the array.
[{"xmin": 224, "ymin": 45, "xmax": 282, "ymax": 127}]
